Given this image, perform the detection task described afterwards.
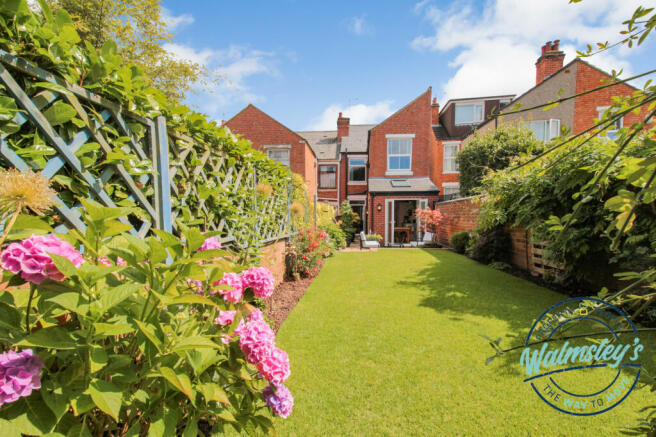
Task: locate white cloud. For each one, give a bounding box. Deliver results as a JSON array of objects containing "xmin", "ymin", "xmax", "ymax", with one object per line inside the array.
[
  {"xmin": 162, "ymin": 7, "xmax": 194, "ymax": 31},
  {"xmin": 162, "ymin": 43, "xmax": 278, "ymax": 117},
  {"xmin": 307, "ymin": 101, "xmax": 394, "ymax": 130},
  {"xmin": 347, "ymin": 15, "xmax": 373, "ymax": 36},
  {"xmin": 411, "ymin": 0, "xmax": 653, "ymax": 100}
]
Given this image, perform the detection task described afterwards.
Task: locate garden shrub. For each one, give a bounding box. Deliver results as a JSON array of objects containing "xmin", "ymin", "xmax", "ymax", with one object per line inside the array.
[
  {"xmin": 457, "ymin": 124, "xmax": 544, "ymax": 196},
  {"xmin": 450, "ymin": 231, "xmax": 470, "ymax": 254},
  {"xmin": 338, "ymin": 200, "xmax": 359, "ymax": 243},
  {"xmin": 468, "ymin": 226, "xmax": 511, "ymax": 265},
  {"xmin": 287, "ymin": 228, "xmax": 331, "ymax": 279},
  {"xmin": 323, "ymin": 222, "xmax": 347, "ymax": 249},
  {"xmin": 365, "ymin": 234, "xmax": 382, "ymax": 242},
  {"xmin": 0, "ymin": 200, "xmax": 293, "ymax": 435},
  {"xmin": 477, "ymin": 136, "xmax": 656, "ymax": 286}
]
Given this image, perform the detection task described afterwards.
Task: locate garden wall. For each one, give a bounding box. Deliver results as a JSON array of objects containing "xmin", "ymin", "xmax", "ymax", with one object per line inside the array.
[
  {"xmin": 259, "ymin": 238, "xmax": 287, "ymax": 286},
  {"xmin": 433, "ymin": 197, "xmax": 481, "ymax": 245}
]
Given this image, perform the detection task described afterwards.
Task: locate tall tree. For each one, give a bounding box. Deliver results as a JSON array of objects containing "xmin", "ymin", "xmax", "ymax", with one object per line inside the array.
[{"xmin": 48, "ymin": 0, "xmax": 205, "ymax": 102}]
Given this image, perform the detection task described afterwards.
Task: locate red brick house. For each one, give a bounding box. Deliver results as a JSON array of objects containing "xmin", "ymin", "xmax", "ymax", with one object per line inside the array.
[
  {"xmin": 224, "ymin": 104, "xmax": 317, "ymax": 198},
  {"xmin": 472, "ymin": 40, "xmax": 654, "ymax": 143}
]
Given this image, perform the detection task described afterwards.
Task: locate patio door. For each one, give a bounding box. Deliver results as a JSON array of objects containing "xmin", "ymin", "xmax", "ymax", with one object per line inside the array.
[
  {"xmin": 417, "ymin": 199, "xmax": 428, "ymax": 240},
  {"xmin": 384, "ymin": 199, "xmax": 395, "ymax": 245}
]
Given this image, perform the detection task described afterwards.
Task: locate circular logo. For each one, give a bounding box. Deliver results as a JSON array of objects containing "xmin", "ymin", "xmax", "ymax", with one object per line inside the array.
[{"xmin": 522, "ymin": 297, "xmax": 643, "ymax": 415}]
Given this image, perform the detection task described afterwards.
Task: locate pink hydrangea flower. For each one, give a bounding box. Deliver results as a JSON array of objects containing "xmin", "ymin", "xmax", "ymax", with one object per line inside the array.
[
  {"xmin": 241, "ymin": 267, "xmax": 275, "ymax": 298},
  {"xmin": 236, "ymin": 319, "xmax": 275, "ymax": 364},
  {"xmin": 214, "ymin": 272, "xmax": 244, "ymax": 303},
  {"xmin": 0, "ymin": 349, "xmax": 43, "ymax": 406},
  {"xmin": 257, "ymin": 347, "xmax": 290, "ymax": 385},
  {"xmin": 1, "ymin": 234, "xmax": 84, "ymax": 284},
  {"xmin": 199, "ymin": 236, "xmax": 222, "ymax": 251},
  {"xmin": 215, "ymin": 310, "xmax": 236, "ymax": 326},
  {"xmin": 97, "ymin": 256, "xmax": 127, "ymax": 267},
  {"xmin": 262, "ymin": 384, "xmax": 293, "ymax": 418}
]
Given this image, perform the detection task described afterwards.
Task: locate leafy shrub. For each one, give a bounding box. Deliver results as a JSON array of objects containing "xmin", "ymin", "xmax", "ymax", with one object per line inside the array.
[
  {"xmin": 338, "ymin": 200, "xmax": 359, "ymax": 242},
  {"xmin": 450, "ymin": 231, "xmax": 470, "ymax": 254},
  {"xmin": 458, "ymin": 125, "xmax": 543, "ymax": 196},
  {"xmin": 468, "ymin": 226, "xmax": 511, "ymax": 265},
  {"xmin": 323, "ymin": 222, "xmax": 347, "ymax": 249},
  {"xmin": 422, "ymin": 242, "xmax": 443, "ymax": 248},
  {"xmin": 477, "ymin": 136, "xmax": 656, "ymax": 285},
  {"xmin": 365, "ymin": 234, "xmax": 382, "ymax": 242},
  {"xmin": 415, "ymin": 209, "xmax": 443, "ymax": 236},
  {"xmin": 0, "ymin": 201, "xmax": 292, "ymax": 435},
  {"xmin": 287, "ymin": 228, "xmax": 331, "ymax": 279}
]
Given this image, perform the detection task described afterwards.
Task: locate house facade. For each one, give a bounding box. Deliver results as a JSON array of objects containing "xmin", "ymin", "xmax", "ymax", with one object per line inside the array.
[
  {"xmin": 224, "ymin": 104, "xmax": 317, "ymax": 198},
  {"xmin": 470, "ymin": 40, "xmax": 653, "ymax": 142}
]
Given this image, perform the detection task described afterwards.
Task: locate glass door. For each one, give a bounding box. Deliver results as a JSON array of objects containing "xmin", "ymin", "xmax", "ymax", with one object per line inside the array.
[{"xmin": 385, "ymin": 199, "xmax": 395, "ymax": 245}]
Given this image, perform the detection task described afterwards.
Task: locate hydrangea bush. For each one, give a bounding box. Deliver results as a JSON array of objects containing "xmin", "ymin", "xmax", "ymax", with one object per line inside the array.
[
  {"xmin": 287, "ymin": 228, "xmax": 332, "ymax": 279},
  {"xmin": 0, "ymin": 201, "xmax": 292, "ymax": 435}
]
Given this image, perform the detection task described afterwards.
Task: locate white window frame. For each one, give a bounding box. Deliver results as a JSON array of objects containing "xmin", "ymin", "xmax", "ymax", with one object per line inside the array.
[
  {"xmin": 455, "ymin": 103, "xmax": 484, "ymax": 125},
  {"xmin": 385, "ymin": 134, "xmax": 414, "ymax": 176},
  {"xmin": 442, "ymin": 182, "xmax": 460, "ymax": 197},
  {"xmin": 348, "ymin": 155, "xmax": 367, "ymax": 185},
  {"xmin": 523, "ymin": 119, "xmax": 561, "ymax": 141},
  {"xmin": 264, "ymin": 145, "xmax": 291, "ymax": 166},
  {"xmin": 597, "ymin": 106, "xmax": 623, "ymax": 139},
  {"xmin": 443, "ymin": 141, "xmax": 460, "ymax": 174}
]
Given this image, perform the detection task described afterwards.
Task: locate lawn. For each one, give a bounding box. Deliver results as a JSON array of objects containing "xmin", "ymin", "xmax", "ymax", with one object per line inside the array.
[{"xmin": 273, "ymin": 249, "xmax": 655, "ymax": 436}]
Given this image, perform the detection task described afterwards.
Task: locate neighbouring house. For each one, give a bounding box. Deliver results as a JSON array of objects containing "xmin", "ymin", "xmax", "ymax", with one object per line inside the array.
[
  {"xmin": 469, "ymin": 40, "xmax": 654, "ymax": 144},
  {"xmin": 224, "ymin": 104, "xmax": 317, "ymax": 198},
  {"xmin": 433, "ymin": 94, "xmax": 515, "ymax": 200}
]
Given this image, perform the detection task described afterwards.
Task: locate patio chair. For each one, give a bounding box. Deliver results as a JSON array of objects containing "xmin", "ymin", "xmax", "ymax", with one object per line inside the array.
[{"xmin": 360, "ymin": 231, "xmax": 380, "ymax": 249}]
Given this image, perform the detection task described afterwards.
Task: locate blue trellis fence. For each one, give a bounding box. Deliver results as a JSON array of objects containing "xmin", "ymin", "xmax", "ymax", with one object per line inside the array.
[{"xmin": 0, "ymin": 50, "xmax": 291, "ymax": 247}]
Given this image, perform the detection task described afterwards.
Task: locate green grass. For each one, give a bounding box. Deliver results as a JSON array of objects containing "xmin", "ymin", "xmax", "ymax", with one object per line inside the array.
[{"xmin": 273, "ymin": 249, "xmax": 656, "ymax": 436}]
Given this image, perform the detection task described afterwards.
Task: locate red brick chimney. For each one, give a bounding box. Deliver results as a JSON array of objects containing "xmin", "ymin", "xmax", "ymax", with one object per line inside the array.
[
  {"xmin": 337, "ymin": 112, "xmax": 350, "ymax": 142},
  {"xmin": 536, "ymin": 40, "xmax": 565, "ymax": 85},
  {"xmin": 431, "ymin": 97, "xmax": 440, "ymax": 125}
]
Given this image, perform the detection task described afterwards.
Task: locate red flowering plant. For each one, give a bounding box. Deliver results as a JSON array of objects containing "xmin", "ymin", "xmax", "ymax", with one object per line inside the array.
[
  {"xmin": 0, "ymin": 200, "xmax": 293, "ymax": 435},
  {"xmin": 287, "ymin": 228, "xmax": 332, "ymax": 279},
  {"xmin": 415, "ymin": 208, "xmax": 444, "ymax": 240}
]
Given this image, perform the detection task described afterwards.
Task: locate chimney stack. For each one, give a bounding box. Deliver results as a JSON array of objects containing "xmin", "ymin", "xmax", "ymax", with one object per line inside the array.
[
  {"xmin": 337, "ymin": 112, "xmax": 350, "ymax": 142},
  {"xmin": 431, "ymin": 97, "xmax": 440, "ymax": 126},
  {"xmin": 536, "ymin": 39, "xmax": 565, "ymax": 85}
]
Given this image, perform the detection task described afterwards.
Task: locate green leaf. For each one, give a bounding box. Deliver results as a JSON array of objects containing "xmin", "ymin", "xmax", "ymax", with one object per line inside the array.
[
  {"xmin": 90, "ymin": 346, "xmax": 108, "ymax": 373},
  {"xmin": 182, "ymin": 419, "xmax": 199, "ymax": 437},
  {"xmin": 93, "ymin": 322, "xmax": 135, "ymax": 337},
  {"xmin": 34, "ymin": 82, "xmax": 73, "ymax": 96},
  {"xmin": 198, "ymin": 382, "xmax": 230, "ymax": 405},
  {"xmin": 87, "ymin": 380, "xmax": 122, "ymax": 422},
  {"xmin": 43, "ymin": 101, "xmax": 77, "ymax": 126},
  {"xmin": 6, "ymin": 214, "xmax": 54, "ymax": 240},
  {"xmin": 17, "ymin": 327, "xmax": 76, "ymax": 349},
  {"xmin": 41, "ymin": 381, "xmax": 68, "ymax": 421},
  {"xmin": 24, "ymin": 392, "xmax": 57, "ymax": 433},
  {"xmin": 66, "ymin": 423, "xmax": 93, "ymax": 437},
  {"xmin": 47, "ymin": 253, "xmax": 79, "ymax": 281},
  {"xmin": 161, "ymin": 294, "xmax": 220, "ymax": 308},
  {"xmin": 46, "ymin": 292, "xmax": 81, "ymax": 313},
  {"xmin": 97, "ymin": 283, "xmax": 140, "ymax": 312},
  {"xmin": 172, "ymin": 336, "xmax": 221, "ymax": 353},
  {"xmin": 132, "ymin": 319, "xmax": 163, "ymax": 353},
  {"xmin": 159, "ymin": 367, "xmax": 194, "ymax": 401}
]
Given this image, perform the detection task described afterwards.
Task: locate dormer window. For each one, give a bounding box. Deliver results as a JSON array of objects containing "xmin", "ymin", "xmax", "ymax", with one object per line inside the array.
[{"xmin": 455, "ymin": 103, "xmax": 484, "ymax": 125}]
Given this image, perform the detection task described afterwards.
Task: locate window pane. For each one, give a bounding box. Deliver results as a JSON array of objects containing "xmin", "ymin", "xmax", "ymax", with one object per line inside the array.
[
  {"xmin": 475, "ymin": 104, "xmax": 483, "ymax": 122},
  {"xmin": 349, "ymin": 158, "xmax": 365, "ymax": 166},
  {"xmin": 527, "ymin": 121, "xmax": 546, "ymax": 141},
  {"xmin": 455, "ymin": 105, "xmax": 474, "ymax": 124},
  {"xmin": 388, "ymin": 139, "xmax": 399, "ymax": 154},
  {"xmin": 319, "ymin": 166, "xmax": 336, "ymax": 188},
  {"xmin": 389, "ymin": 156, "xmax": 399, "ymax": 170},
  {"xmin": 349, "ymin": 166, "xmax": 366, "ymax": 181},
  {"xmin": 399, "ymin": 139, "xmax": 411, "ymax": 154},
  {"xmin": 267, "ymin": 150, "xmax": 289, "ymax": 166},
  {"xmin": 399, "ymin": 156, "xmax": 411, "ymax": 170}
]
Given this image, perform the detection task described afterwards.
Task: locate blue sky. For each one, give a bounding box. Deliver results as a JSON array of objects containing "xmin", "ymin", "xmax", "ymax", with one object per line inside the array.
[{"xmin": 162, "ymin": 0, "xmax": 656, "ymax": 131}]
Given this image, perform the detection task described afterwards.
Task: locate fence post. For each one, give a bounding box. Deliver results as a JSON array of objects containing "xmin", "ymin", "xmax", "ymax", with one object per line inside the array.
[{"xmin": 155, "ymin": 116, "xmax": 172, "ymax": 233}]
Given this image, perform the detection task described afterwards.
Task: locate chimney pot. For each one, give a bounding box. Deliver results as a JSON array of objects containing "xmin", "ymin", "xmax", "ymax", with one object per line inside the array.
[
  {"xmin": 338, "ymin": 112, "xmax": 342, "ymax": 118},
  {"xmin": 221, "ymin": 120, "xmax": 226, "ymax": 125},
  {"xmin": 553, "ymin": 39, "xmax": 560, "ymax": 50},
  {"xmin": 536, "ymin": 39, "xmax": 565, "ymax": 85},
  {"xmin": 432, "ymin": 97, "xmax": 437, "ymax": 104}
]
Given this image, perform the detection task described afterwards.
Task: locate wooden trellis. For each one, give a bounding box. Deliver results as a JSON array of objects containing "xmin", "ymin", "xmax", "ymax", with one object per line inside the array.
[{"xmin": 0, "ymin": 50, "xmax": 291, "ymax": 246}]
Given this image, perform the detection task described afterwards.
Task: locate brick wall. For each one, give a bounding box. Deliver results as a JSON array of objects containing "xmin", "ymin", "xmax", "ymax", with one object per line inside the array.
[
  {"xmin": 226, "ymin": 104, "xmax": 317, "ymax": 195},
  {"xmin": 433, "ymin": 197, "xmax": 481, "ymax": 245},
  {"xmin": 259, "ymin": 238, "xmax": 287, "ymax": 286},
  {"xmin": 574, "ymin": 61, "xmax": 653, "ymax": 134},
  {"xmin": 368, "ymin": 89, "xmax": 434, "ymax": 179}
]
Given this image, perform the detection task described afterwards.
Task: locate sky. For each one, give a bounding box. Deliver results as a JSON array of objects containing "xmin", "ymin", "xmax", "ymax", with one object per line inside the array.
[{"xmin": 162, "ymin": 0, "xmax": 656, "ymax": 131}]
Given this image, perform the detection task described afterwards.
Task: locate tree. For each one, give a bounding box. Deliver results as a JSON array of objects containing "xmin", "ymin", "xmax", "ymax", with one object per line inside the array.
[
  {"xmin": 457, "ymin": 124, "xmax": 543, "ymax": 196},
  {"xmin": 47, "ymin": 0, "xmax": 206, "ymax": 102}
]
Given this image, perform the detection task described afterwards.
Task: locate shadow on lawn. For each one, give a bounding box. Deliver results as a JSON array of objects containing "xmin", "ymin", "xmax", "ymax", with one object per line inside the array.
[{"xmin": 396, "ymin": 249, "xmax": 656, "ymax": 374}]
